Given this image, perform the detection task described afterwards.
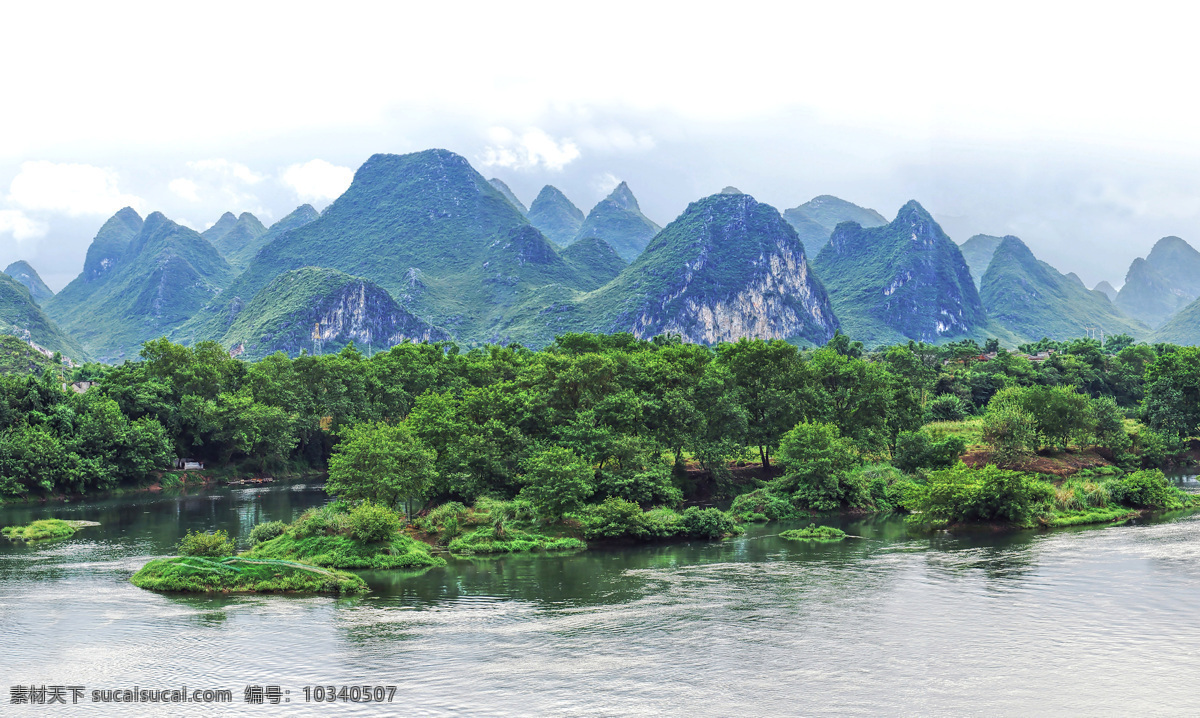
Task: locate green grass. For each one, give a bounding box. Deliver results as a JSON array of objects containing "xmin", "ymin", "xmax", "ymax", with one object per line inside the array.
[
  {"xmin": 1042, "ymin": 506, "xmax": 1138, "ymax": 527},
  {"xmin": 779, "ymin": 523, "xmax": 847, "ymax": 541},
  {"xmin": 923, "ymin": 418, "xmax": 985, "ymax": 450},
  {"xmin": 446, "ymin": 526, "xmax": 586, "ymax": 555},
  {"xmin": 2, "ymin": 519, "xmax": 95, "ymax": 541},
  {"xmin": 243, "ymin": 532, "xmax": 445, "ymax": 570},
  {"xmin": 130, "ymin": 556, "xmax": 366, "ymax": 595}
]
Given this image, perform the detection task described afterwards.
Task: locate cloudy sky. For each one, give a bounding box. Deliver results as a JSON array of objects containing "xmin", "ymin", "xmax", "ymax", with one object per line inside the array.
[{"xmin": 3, "ymin": 1, "xmax": 1199, "ymax": 290}]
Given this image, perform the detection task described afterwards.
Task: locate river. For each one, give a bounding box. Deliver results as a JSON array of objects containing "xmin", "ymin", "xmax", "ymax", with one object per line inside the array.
[{"xmin": 2, "ymin": 481, "xmax": 1200, "ymax": 716}]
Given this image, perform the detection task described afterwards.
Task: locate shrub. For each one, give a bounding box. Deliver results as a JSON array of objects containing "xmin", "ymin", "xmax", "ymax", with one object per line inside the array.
[
  {"xmin": 779, "ymin": 523, "xmax": 846, "ymax": 541},
  {"xmin": 927, "ymin": 394, "xmax": 967, "ymax": 422},
  {"xmin": 292, "ymin": 505, "xmax": 350, "ymax": 538},
  {"xmin": 906, "ymin": 464, "xmax": 1053, "ymax": 529},
  {"xmin": 575, "ymin": 496, "xmax": 650, "ymax": 539},
  {"xmin": 248, "ymin": 520, "xmax": 287, "ymax": 546},
  {"xmin": 177, "ymin": 529, "xmax": 235, "ymax": 557},
  {"xmin": 773, "ymin": 421, "xmax": 860, "ymax": 510},
  {"xmin": 519, "ymin": 447, "xmax": 594, "ymax": 521},
  {"xmin": 418, "ymin": 501, "xmax": 469, "ymax": 537},
  {"xmin": 346, "ymin": 502, "xmax": 402, "ymax": 543},
  {"xmin": 680, "ymin": 507, "xmax": 742, "ymax": 538},
  {"xmin": 894, "ymin": 430, "xmax": 966, "ymax": 473},
  {"xmin": 730, "ymin": 488, "xmax": 799, "ymax": 521},
  {"xmin": 980, "ymin": 404, "xmax": 1038, "ymax": 461},
  {"xmin": 1107, "ymin": 469, "xmax": 1190, "ymax": 510}
]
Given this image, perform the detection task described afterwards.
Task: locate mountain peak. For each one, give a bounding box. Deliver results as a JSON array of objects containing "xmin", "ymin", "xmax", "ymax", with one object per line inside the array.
[
  {"xmin": 488, "ymin": 178, "xmax": 527, "ymax": 215},
  {"xmin": 720, "ymin": 186, "xmax": 743, "ymax": 195},
  {"xmin": 527, "ymin": 185, "xmax": 584, "ymax": 246},
  {"xmin": 3, "ymin": 260, "xmax": 54, "ymax": 304},
  {"xmin": 607, "ymin": 181, "xmax": 639, "ymax": 211}
]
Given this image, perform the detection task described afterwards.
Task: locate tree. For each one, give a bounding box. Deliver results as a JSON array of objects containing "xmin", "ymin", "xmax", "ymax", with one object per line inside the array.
[
  {"xmin": 773, "ymin": 421, "xmax": 860, "ymax": 510},
  {"xmin": 1143, "ymin": 347, "xmax": 1200, "ymax": 438},
  {"xmin": 325, "ymin": 421, "xmax": 436, "ymax": 520},
  {"xmin": 715, "ymin": 339, "xmax": 803, "ymax": 468},
  {"xmin": 519, "ymin": 446, "xmax": 594, "ymax": 521}
]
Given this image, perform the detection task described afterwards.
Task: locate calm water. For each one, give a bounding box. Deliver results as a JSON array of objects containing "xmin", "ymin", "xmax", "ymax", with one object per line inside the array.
[{"xmin": 3, "ymin": 483, "xmax": 1200, "ymax": 716}]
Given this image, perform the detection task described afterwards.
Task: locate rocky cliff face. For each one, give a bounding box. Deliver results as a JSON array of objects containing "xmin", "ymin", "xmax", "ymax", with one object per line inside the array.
[
  {"xmin": 583, "ymin": 192, "xmax": 838, "ymax": 345},
  {"xmin": 815, "ymin": 200, "xmax": 984, "ymax": 345},
  {"xmin": 221, "ymin": 267, "xmax": 447, "ymax": 359}
]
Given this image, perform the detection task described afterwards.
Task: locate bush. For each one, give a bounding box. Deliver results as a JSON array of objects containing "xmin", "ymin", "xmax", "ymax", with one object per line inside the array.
[
  {"xmin": 575, "ymin": 496, "xmax": 650, "ymax": 539},
  {"xmin": 248, "ymin": 520, "xmax": 287, "ymax": 546},
  {"xmin": 894, "ymin": 430, "xmax": 966, "ymax": 473},
  {"xmin": 519, "ymin": 447, "xmax": 594, "ymax": 521},
  {"xmin": 680, "ymin": 507, "xmax": 742, "ymax": 538},
  {"xmin": 774, "ymin": 422, "xmax": 860, "ymax": 510},
  {"xmin": 177, "ymin": 529, "xmax": 235, "ymax": 557},
  {"xmin": 780, "ymin": 523, "xmax": 846, "ymax": 541},
  {"xmin": 292, "ymin": 504, "xmax": 351, "ymax": 538},
  {"xmin": 1108, "ymin": 469, "xmax": 1191, "ymax": 510},
  {"xmin": 730, "ymin": 487, "xmax": 799, "ymax": 521},
  {"xmin": 347, "ymin": 502, "xmax": 402, "ymax": 543},
  {"xmin": 906, "ymin": 464, "xmax": 1054, "ymax": 529},
  {"xmin": 927, "ymin": 394, "xmax": 967, "ymax": 422},
  {"xmin": 980, "ymin": 404, "xmax": 1038, "ymax": 461}
]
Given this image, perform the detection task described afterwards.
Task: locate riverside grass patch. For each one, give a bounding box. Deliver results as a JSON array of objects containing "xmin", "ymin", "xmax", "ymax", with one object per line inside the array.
[
  {"xmin": 779, "ymin": 524, "xmax": 847, "ymax": 542},
  {"xmin": 2, "ymin": 519, "xmax": 98, "ymax": 541},
  {"xmin": 130, "ymin": 556, "xmax": 366, "ymax": 595}
]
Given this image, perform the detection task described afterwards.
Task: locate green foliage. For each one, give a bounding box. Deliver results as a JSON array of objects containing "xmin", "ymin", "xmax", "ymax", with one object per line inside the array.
[
  {"xmin": 926, "ymin": 394, "xmax": 967, "ymax": 422},
  {"xmin": 130, "ymin": 556, "xmax": 367, "ymax": 595},
  {"xmin": 773, "ymin": 421, "xmax": 860, "ymax": 510},
  {"xmin": 570, "ymin": 496, "xmax": 739, "ymax": 541},
  {"xmin": 346, "ymin": 502, "xmax": 403, "ymax": 543},
  {"xmin": 177, "ymin": 529, "xmax": 235, "ymax": 558},
  {"xmin": 730, "ymin": 487, "xmax": 801, "ymax": 521},
  {"xmin": 1142, "ymin": 347, "xmax": 1200, "ymax": 438},
  {"xmin": 519, "ymin": 446, "xmax": 594, "ymax": 521},
  {"xmin": 680, "ymin": 507, "xmax": 743, "ymax": 538},
  {"xmin": 248, "ymin": 520, "xmax": 287, "ymax": 546},
  {"xmin": 1107, "ymin": 469, "xmax": 1192, "ymax": 510},
  {"xmin": 326, "ymin": 421, "xmax": 435, "ymax": 514},
  {"xmin": 2, "ymin": 518, "xmax": 79, "ymax": 541},
  {"xmin": 905, "ymin": 464, "xmax": 1054, "ymax": 529},
  {"xmin": 893, "ymin": 430, "xmax": 966, "ymax": 472},
  {"xmin": 446, "ymin": 527, "xmax": 585, "ymax": 554},
  {"xmin": 980, "ymin": 403, "xmax": 1038, "ymax": 461},
  {"xmin": 779, "ymin": 523, "xmax": 847, "ymax": 541}
]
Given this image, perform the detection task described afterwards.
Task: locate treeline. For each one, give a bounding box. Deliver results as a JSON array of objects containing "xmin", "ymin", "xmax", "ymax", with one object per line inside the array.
[{"xmin": 1, "ymin": 331, "xmax": 1198, "ymax": 509}]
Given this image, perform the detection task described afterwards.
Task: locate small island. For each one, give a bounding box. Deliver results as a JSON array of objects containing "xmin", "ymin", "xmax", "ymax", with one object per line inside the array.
[
  {"xmin": 780, "ymin": 524, "xmax": 848, "ymax": 542},
  {"xmin": 131, "ymin": 556, "xmax": 366, "ymax": 595},
  {"xmin": 3, "ymin": 519, "xmax": 100, "ymax": 541}
]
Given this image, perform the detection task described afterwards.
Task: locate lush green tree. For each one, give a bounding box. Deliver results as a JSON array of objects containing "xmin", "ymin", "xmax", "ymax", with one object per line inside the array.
[
  {"xmin": 325, "ymin": 421, "xmax": 436, "ymax": 520},
  {"xmin": 773, "ymin": 421, "xmax": 860, "ymax": 510},
  {"xmin": 519, "ymin": 446, "xmax": 594, "ymax": 521},
  {"xmin": 1143, "ymin": 347, "xmax": 1200, "ymax": 438}
]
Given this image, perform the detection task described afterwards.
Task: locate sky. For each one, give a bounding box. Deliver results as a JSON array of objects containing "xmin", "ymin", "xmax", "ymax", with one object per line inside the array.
[{"xmin": 3, "ymin": 1, "xmax": 1200, "ymax": 290}]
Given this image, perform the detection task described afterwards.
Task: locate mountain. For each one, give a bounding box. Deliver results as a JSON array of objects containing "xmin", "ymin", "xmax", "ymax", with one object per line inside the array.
[
  {"xmin": 488, "ymin": 178, "xmax": 527, "ymax": 215},
  {"xmin": 571, "ymin": 182, "xmax": 661, "ymax": 261},
  {"xmin": 0, "ymin": 334, "xmax": 63, "ymax": 375},
  {"xmin": 44, "ymin": 212, "xmax": 234, "ymax": 361},
  {"xmin": 814, "ymin": 201, "xmax": 984, "ymax": 345},
  {"xmin": 79, "ymin": 207, "xmax": 144, "ymax": 283},
  {"xmin": 980, "ymin": 236, "xmax": 1147, "ymax": 343},
  {"xmin": 560, "ymin": 235, "xmax": 627, "ymax": 290},
  {"xmin": 526, "ymin": 185, "xmax": 584, "ymax": 247},
  {"xmin": 184, "ymin": 149, "xmax": 588, "ymax": 345},
  {"xmin": 1094, "ymin": 281, "xmax": 1118, "ymax": 301},
  {"xmin": 3, "ymin": 261, "xmax": 53, "ymax": 304},
  {"xmin": 783, "ymin": 195, "xmax": 887, "ymax": 256},
  {"xmin": 0, "ymin": 273, "xmax": 85, "ymax": 359},
  {"xmin": 1154, "ymin": 294, "xmax": 1200, "ymax": 344},
  {"xmin": 958, "ymin": 234, "xmax": 1004, "ymax": 289},
  {"xmin": 203, "ymin": 212, "xmax": 268, "ymax": 270},
  {"xmin": 503, "ymin": 192, "xmax": 839, "ymax": 346},
  {"xmin": 1114, "ymin": 237, "xmax": 1200, "ymax": 327},
  {"xmin": 220, "ymin": 267, "xmax": 448, "ymax": 360}
]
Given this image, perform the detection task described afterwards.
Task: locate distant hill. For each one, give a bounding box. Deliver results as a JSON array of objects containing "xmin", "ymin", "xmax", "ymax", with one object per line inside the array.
[
  {"xmin": 502, "ymin": 192, "xmax": 839, "ymax": 347},
  {"xmin": 203, "ymin": 212, "xmax": 267, "ymax": 271},
  {"xmin": 958, "ymin": 234, "xmax": 1004, "ymax": 289},
  {"xmin": 980, "ymin": 236, "xmax": 1147, "ymax": 343},
  {"xmin": 1115, "ymin": 237, "xmax": 1200, "ymax": 327},
  {"xmin": 783, "ymin": 195, "xmax": 887, "ymax": 256},
  {"xmin": 44, "ymin": 212, "xmax": 233, "ymax": 361},
  {"xmin": 1094, "ymin": 280, "xmax": 1118, "ymax": 301},
  {"xmin": 0, "ymin": 273, "xmax": 85, "ymax": 359},
  {"xmin": 561, "ymin": 235, "xmax": 627, "ymax": 290},
  {"xmin": 220, "ymin": 267, "xmax": 448, "ymax": 360},
  {"xmin": 183, "ymin": 149, "xmax": 589, "ymax": 346},
  {"xmin": 527, "ymin": 185, "xmax": 584, "ymax": 247},
  {"xmin": 814, "ymin": 201, "xmax": 984, "ymax": 346},
  {"xmin": 488, "ymin": 178, "xmax": 527, "ymax": 215},
  {"xmin": 0, "ymin": 334, "xmax": 60, "ymax": 375},
  {"xmin": 3, "ymin": 261, "xmax": 54, "ymax": 304},
  {"xmin": 571, "ymin": 182, "xmax": 661, "ymax": 261},
  {"xmin": 1154, "ymin": 294, "xmax": 1200, "ymax": 345}
]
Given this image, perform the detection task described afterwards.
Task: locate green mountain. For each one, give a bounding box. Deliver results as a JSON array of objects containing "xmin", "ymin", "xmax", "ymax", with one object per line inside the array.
[
  {"xmin": 45, "ymin": 212, "xmax": 234, "ymax": 361},
  {"xmin": 488, "ymin": 178, "xmax": 527, "ymax": 215},
  {"xmin": 783, "ymin": 195, "xmax": 887, "ymax": 256},
  {"xmin": 0, "ymin": 334, "xmax": 61, "ymax": 375},
  {"xmin": 503, "ymin": 192, "xmax": 839, "ymax": 346},
  {"xmin": 814, "ymin": 200, "xmax": 984, "ymax": 345},
  {"xmin": 220, "ymin": 267, "xmax": 449, "ymax": 360},
  {"xmin": 571, "ymin": 182, "xmax": 661, "ymax": 261},
  {"xmin": 958, "ymin": 234, "xmax": 1003, "ymax": 289},
  {"xmin": 3, "ymin": 261, "xmax": 54, "ymax": 304},
  {"xmin": 79, "ymin": 207, "xmax": 144, "ymax": 283},
  {"xmin": 0, "ymin": 273, "xmax": 85, "ymax": 359},
  {"xmin": 1114, "ymin": 237, "xmax": 1200, "ymax": 327},
  {"xmin": 980, "ymin": 236, "xmax": 1147, "ymax": 343},
  {"xmin": 184, "ymin": 149, "xmax": 588, "ymax": 345},
  {"xmin": 1094, "ymin": 281, "xmax": 1118, "ymax": 301},
  {"xmin": 526, "ymin": 185, "xmax": 584, "ymax": 247},
  {"xmin": 1154, "ymin": 294, "xmax": 1200, "ymax": 344},
  {"xmin": 203, "ymin": 212, "xmax": 267, "ymax": 270},
  {"xmin": 561, "ymin": 235, "xmax": 627, "ymax": 290}
]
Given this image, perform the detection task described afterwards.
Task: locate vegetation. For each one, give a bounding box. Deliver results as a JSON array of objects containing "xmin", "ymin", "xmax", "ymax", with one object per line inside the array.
[
  {"xmin": 130, "ymin": 556, "xmax": 367, "ymax": 595},
  {"xmin": 0, "ymin": 273, "xmax": 85, "ymax": 359},
  {"xmin": 177, "ymin": 529, "xmax": 235, "ymax": 557},
  {"xmin": 779, "ymin": 523, "xmax": 847, "ymax": 541},
  {"xmin": 2, "ymin": 518, "xmax": 90, "ymax": 541},
  {"xmin": 3, "ymin": 260, "xmax": 54, "ymax": 304},
  {"xmin": 243, "ymin": 504, "xmax": 445, "ymax": 569},
  {"xmin": 570, "ymin": 182, "xmax": 661, "ymax": 262}
]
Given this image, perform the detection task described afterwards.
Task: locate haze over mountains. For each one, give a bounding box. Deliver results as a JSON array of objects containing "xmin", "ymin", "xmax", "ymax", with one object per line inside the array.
[{"xmin": 7, "ymin": 147, "xmax": 1200, "ymax": 363}]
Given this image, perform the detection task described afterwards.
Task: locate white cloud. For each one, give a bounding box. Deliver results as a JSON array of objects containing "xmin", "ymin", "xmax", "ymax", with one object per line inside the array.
[
  {"xmin": 481, "ymin": 128, "xmax": 581, "ymax": 171},
  {"xmin": 577, "ymin": 127, "xmax": 655, "ymax": 153},
  {"xmin": 593, "ymin": 172, "xmax": 621, "ymax": 195},
  {"xmin": 169, "ymin": 177, "xmax": 201, "ymax": 202},
  {"xmin": 0, "ymin": 209, "xmax": 47, "ymax": 242},
  {"xmin": 8, "ymin": 161, "xmax": 143, "ymax": 216},
  {"xmin": 188, "ymin": 159, "xmax": 264, "ymax": 185},
  {"xmin": 280, "ymin": 159, "xmax": 354, "ymax": 201}
]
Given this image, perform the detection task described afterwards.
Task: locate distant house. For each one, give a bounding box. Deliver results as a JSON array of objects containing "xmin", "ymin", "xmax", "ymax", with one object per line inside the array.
[
  {"xmin": 65, "ymin": 381, "xmax": 95, "ymax": 394},
  {"xmin": 174, "ymin": 458, "xmax": 205, "ymax": 471}
]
